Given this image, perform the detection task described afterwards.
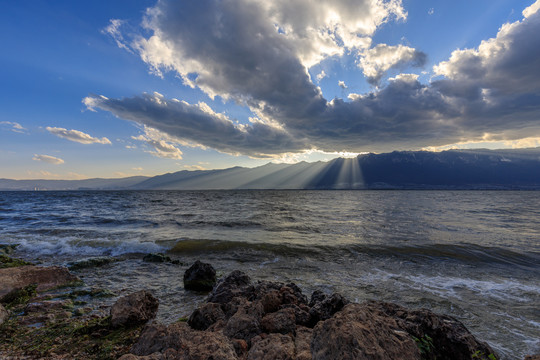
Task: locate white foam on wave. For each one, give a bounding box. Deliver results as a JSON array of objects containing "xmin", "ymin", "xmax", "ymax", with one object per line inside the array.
[{"xmin": 13, "ymin": 235, "xmax": 166, "ymax": 257}]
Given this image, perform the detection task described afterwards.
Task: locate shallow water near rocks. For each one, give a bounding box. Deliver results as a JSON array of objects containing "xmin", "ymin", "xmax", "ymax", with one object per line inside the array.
[{"xmin": 1, "ymin": 190, "xmax": 539, "ymax": 359}]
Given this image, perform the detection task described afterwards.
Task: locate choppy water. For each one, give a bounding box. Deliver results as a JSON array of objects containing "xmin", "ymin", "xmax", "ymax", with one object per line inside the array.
[{"xmin": 0, "ymin": 190, "xmax": 538, "ymax": 359}]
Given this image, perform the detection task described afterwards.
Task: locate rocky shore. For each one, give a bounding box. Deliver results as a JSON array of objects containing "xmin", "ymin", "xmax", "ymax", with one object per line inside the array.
[{"xmin": 0, "ymin": 253, "xmax": 538, "ymax": 360}]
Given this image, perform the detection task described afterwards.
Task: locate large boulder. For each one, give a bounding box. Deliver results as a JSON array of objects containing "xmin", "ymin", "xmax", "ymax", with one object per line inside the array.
[
  {"xmin": 184, "ymin": 260, "xmax": 217, "ymax": 292},
  {"xmin": 110, "ymin": 290, "xmax": 159, "ymax": 328},
  {"xmin": 207, "ymin": 270, "xmax": 252, "ymax": 304},
  {"xmin": 311, "ymin": 303, "xmax": 421, "ymax": 360},
  {"xmin": 248, "ymin": 333, "xmax": 295, "ymax": 360},
  {"xmin": 0, "ymin": 265, "xmax": 79, "ymax": 298},
  {"xmin": 366, "ymin": 301, "xmax": 498, "ymax": 360},
  {"xmin": 130, "ymin": 322, "xmax": 237, "ymax": 360}
]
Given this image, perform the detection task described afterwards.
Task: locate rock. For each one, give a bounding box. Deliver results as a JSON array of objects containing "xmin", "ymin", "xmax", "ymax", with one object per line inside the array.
[
  {"xmin": 130, "ymin": 322, "xmax": 237, "ymax": 359},
  {"xmin": 67, "ymin": 256, "xmax": 118, "ymax": 270},
  {"xmin": 524, "ymin": 356, "xmax": 540, "ymax": 360},
  {"xmin": 0, "ymin": 265, "xmax": 80, "ymax": 298},
  {"xmin": 184, "ymin": 260, "xmax": 217, "ymax": 292},
  {"xmin": 223, "ymin": 301, "xmax": 263, "ymax": 343},
  {"xmin": 188, "ymin": 302, "xmax": 226, "ymax": 330},
  {"xmin": 208, "ymin": 270, "xmax": 252, "ymax": 304},
  {"xmin": 110, "ymin": 290, "xmax": 159, "ymax": 328},
  {"xmin": 0, "ymin": 303, "xmax": 7, "ymax": 325},
  {"xmin": 295, "ymin": 326, "xmax": 313, "ymax": 360},
  {"xmin": 248, "ymin": 333, "xmax": 295, "ymax": 360},
  {"xmin": 311, "ymin": 303, "xmax": 421, "ymax": 360},
  {"xmin": 261, "ymin": 307, "xmax": 296, "ymax": 335},
  {"xmin": 308, "ymin": 292, "xmax": 349, "ymax": 325},
  {"xmin": 143, "ymin": 253, "xmax": 172, "ymax": 263},
  {"xmin": 0, "ymin": 254, "xmax": 33, "ymax": 269},
  {"xmin": 0, "ymin": 244, "xmax": 18, "ymax": 255},
  {"xmin": 366, "ymin": 301, "xmax": 498, "ymax": 360}
]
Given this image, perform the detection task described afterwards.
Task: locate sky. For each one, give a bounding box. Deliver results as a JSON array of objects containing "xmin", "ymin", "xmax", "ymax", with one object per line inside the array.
[{"xmin": 1, "ymin": 0, "xmax": 540, "ymax": 180}]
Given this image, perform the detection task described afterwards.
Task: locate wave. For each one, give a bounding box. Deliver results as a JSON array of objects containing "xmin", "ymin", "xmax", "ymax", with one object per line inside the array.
[{"xmin": 169, "ymin": 238, "xmax": 539, "ymax": 269}]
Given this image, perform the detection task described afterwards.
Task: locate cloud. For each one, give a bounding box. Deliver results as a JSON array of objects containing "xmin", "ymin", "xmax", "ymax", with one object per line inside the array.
[
  {"xmin": 359, "ymin": 44, "xmax": 427, "ymax": 85},
  {"xmin": 32, "ymin": 154, "xmax": 64, "ymax": 165},
  {"xmin": 131, "ymin": 126, "xmax": 184, "ymax": 160},
  {"xmin": 428, "ymin": 8, "xmax": 434, "ymax": 16},
  {"xmin": 46, "ymin": 127, "xmax": 111, "ymax": 144},
  {"xmin": 90, "ymin": 0, "xmax": 540, "ymax": 155},
  {"xmin": 0, "ymin": 121, "xmax": 26, "ymax": 133},
  {"xmin": 338, "ymin": 80, "xmax": 348, "ymax": 89},
  {"xmin": 316, "ymin": 70, "xmax": 327, "ymax": 82}
]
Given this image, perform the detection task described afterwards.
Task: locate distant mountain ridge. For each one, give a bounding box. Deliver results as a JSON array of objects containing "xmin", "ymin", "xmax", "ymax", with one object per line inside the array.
[{"xmin": 2, "ymin": 148, "xmax": 540, "ymax": 190}]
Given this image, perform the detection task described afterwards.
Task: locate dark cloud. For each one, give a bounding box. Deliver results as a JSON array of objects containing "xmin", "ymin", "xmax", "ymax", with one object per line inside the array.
[{"xmin": 91, "ymin": 0, "xmax": 540, "ymax": 155}]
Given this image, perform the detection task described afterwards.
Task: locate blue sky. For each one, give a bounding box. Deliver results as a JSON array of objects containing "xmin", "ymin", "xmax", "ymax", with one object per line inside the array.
[{"xmin": 1, "ymin": 0, "xmax": 539, "ymax": 179}]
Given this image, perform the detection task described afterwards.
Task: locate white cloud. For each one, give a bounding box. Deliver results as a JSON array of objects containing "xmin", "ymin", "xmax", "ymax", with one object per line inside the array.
[
  {"xmin": 338, "ymin": 80, "xmax": 348, "ymax": 89},
  {"xmin": 428, "ymin": 8, "xmax": 434, "ymax": 16},
  {"xmin": 523, "ymin": 0, "xmax": 540, "ymax": 18},
  {"xmin": 91, "ymin": 0, "xmax": 540, "ymax": 155},
  {"xmin": 0, "ymin": 121, "xmax": 26, "ymax": 133},
  {"xmin": 183, "ymin": 164, "xmax": 207, "ymax": 171},
  {"xmin": 359, "ymin": 44, "xmax": 426, "ymax": 85},
  {"xmin": 316, "ymin": 70, "xmax": 327, "ymax": 81},
  {"xmin": 132, "ymin": 167, "xmax": 144, "ymax": 171},
  {"xmin": 46, "ymin": 127, "xmax": 111, "ymax": 145},
  {"xmin": 32, "ymin": 154, "xmax": 64, "ymax": 165},
  {"xmin": 132, "ymin": 126, "xmax": 184, "ymax": 160}
]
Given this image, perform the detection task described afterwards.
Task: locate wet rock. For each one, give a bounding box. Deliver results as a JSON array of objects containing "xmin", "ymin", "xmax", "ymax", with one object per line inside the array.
[
  {"xmin": 308, "ymin": 292, "xmax": 349, "ymax": 325},
  {"xmin": 143, "ymin": 253, "xmax": 171, "ymax": 263},
  {"xmin": 188, "ymin": 302, "xmax": 226, "ymax": 330},
  {"xmin": 208, "ymin": 270, "xmax": 252, "ymax": 304},
  {"xmin": 248, "ymin": 333, "xmax": 295, "ymax": 360},
  {"xmin": 130, "ymin": 322, "xmax": 237, "ymax": 359},
  {"xmin": 110, "ymin": 290, "xmax": 159, "ymax": 328},
  {"xmin": 0, "ymin": 254, "xmax": 33, "ymax": 269},
  {"xmin": 367, "ymin": 301, "xmax": 498, "ymax": 360},
  {"xmin": 67, "ymin": 256, "xmax": 118, "ymax": 270},
  {"xmin": 184, "ymin": 260, "xmax": 217, "ymax": 292},
  {"xmin": 261, "ymin": 307, "xmax": 296, "ymax": 335},
  {"xmin": 0, "ymin": 303, "xmax": 7, "ymax": 325},
  {"xmin": 25, "ymin": 299, "xmax": 73, "ymax": 314},
  {"xmin": 0, "ymin": 244, "xmax": 18, "ymax": 255},
  {"xmin": 0, "ymin": 265, "xmax": 80, "ymax": 298},
  {"xmin": 311, "ymin": 303, "xmax": 421, "ymax": 360}
]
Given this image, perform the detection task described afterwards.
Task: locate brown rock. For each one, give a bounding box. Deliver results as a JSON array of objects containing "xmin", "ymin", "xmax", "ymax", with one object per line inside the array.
[
  {"xmin": 308, "ymin": 292, "xmax": 349, "ymax": 326},
  {"xmin": 261, "ymin": 308, "xmax": 296, "ymax": 335},
  {"xmin": 188, "ymin": 302, "xmax": 226, "ymax": 330},
  {"xmin": 248, "ymin": 333, "xmax": 295, "ymax": 360},
  {"xmin": 224, "ymin": 309, "xmax": 262, "ymax": 343},
  {"xmin": 110, "ymin": 290, "xmax": 159, "ymax": 328},
  {"xmin": 524, "ymin": 356, "xmax": 540, "ymax": 360},
  {"xmin": 208, "ymin": 270, "xmax": 253, "ymax": 305},
  {"xmin": 0, "ymin": 303, "xmax": 7, "ymax": 325},
  {"xmin": 367, "ymin": 301, "xmax": 498, "ymax": 360},
  {"xmin": 311, "ymin": 303, "xmax": 421, "ymax": 360},
  {"xmin": 295, "ymin": 326, "xmax": 313, "ymax": 360},
  {"xmin": 0, "ymin": 265, "xmax": 79, "ymax": 298},
  {"xmin": 130, "ymin": 322, "xmax": 237, "ymax": 360}
]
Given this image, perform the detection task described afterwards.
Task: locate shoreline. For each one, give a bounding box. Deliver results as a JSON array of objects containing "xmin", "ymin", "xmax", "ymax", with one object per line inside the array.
[{"xmin": 1, "ymin": 253, "xmax": 538, "ymax": 360}]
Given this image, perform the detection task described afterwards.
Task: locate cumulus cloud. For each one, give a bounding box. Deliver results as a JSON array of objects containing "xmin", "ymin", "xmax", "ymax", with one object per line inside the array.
[
  {"xmin": 359, "ymin": 44, "xmax": 427, "ymax": 85},
  {"xmin": 0, "ymin": 121, "xmax": 26, "ymax": 133},
  {"xmin": 338, "ymin": 80, "xmax": 348, "ymax": 89},
  {"xmin": 32, "ymin": 154, "xmax": 64, "ymax": 165},
  {"xmin": 316, "ymin": 70, "xmax": 327, "ymax": 82},
  {"xmin": 90, "ymin": 0, "xmax": 540, "ymax": 155},
  {"xmin": 46, "ymin": 127, "xmax": 111, "ymax": 145}
]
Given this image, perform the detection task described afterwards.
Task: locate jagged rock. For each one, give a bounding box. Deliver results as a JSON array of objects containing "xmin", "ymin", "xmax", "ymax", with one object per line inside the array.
[
  {"xmin": 0, "ymin": 303, "xmax": 7, "ymax": 325},
  {"xmin": 261, "ymin": 307, "xmax": 296, "ymax": 335},
  {"xmin": 0, "ymin": 265, "xmax": 79, "ymax": 298},
  {"xmin": 208, "ymin": 270, "xmax": 252, "ymax": 304},
  {"xmin": 248, "ymin": 333, "xmax": 295, "ymax": 360},
  {"xmin": 110, "ymin": 290, "xmax": 159, "ymax": 328},
  {"xmin": 308, "ymin": 292, "xmax": 349, "ymax": 325},
  {"xmin": 365, "ymin": 301, "xmax": 498, "ymax": 360},
  {"xmin": 311, "ymin": 303, "xmax": 421, "ymax": 360},
  {"xmin": 188, "ymin": 302, "xmax": 226, "ymax": 331},
  {"xmin": 524, "ymin": 355, "xmax": 540, "ymax": 360},
  {"xmin": 184, "ymin": 260, "xmax": 217, "ymax": 292},
  {"xmin": 223, "ymin": 300, "xmax": 264, "ymax": 343},
  {"xmin": 130, "ymin": 322, "xmax": 237, "ymax": 359},
  {"xmin": 67, "ymin": 256, "xmax": 118, "ymax": 270},
  {"xmin": 282, "ymin": 303, "xmax": 311, "ymax": 326}
]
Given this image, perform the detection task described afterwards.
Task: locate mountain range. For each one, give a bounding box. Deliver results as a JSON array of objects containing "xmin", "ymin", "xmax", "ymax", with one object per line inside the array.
[{"xmin": 2, "ymin": 148, "xmax": 540, "ymax": 190}]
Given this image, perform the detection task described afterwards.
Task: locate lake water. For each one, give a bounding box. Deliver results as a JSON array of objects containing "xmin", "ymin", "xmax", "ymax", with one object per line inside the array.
[{"xmin": 0, "ymin": 190, "xmax": 538, "ymax": 359}]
